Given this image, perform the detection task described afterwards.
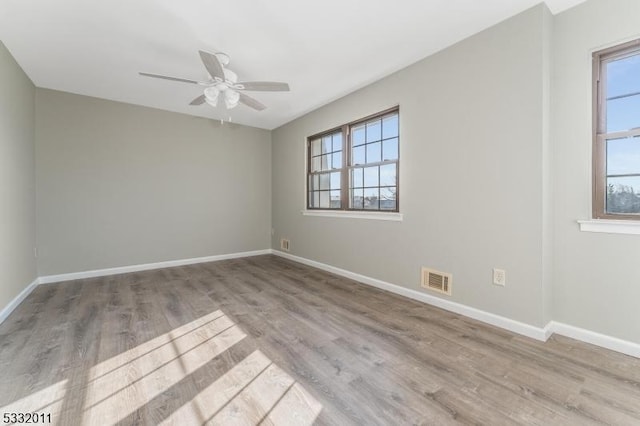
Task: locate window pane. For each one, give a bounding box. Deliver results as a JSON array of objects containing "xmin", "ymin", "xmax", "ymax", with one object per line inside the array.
[
  {"xmin": 607, "ymin": 94, "xmax": 640, "ymax": 133},
  {"xmin": 352, "ymin": 145, "xmax": 365, "ymax": 165},
  {"xmin": 351, "ymin": 188, "xmax": 364, "ymax": 209},
  {"xmin": 321, "ymin": 154, "xmax": 330, "ymax": 171},
  {"xmin": 330, "ymin": 172, "xmax": 341, "ymax": 190},
  {"xmin": 364, "ymin": 166, "xmax": 379, "ymax": 187},
  {"xmin": 364, "ymin": 188, "xmax": 379, "ymax": 210},
  {"xmin": 308, "ymin": 175, "xmax": 315, "ymax": 191},
  {"xmin": 311, "ymin": 139, "xmax": 321, "ymax": 156},
  {"xmin": 366, "ymin": 119, "xmax": 382, "ymax": 143},
  {"xmin": 333, "ymin": 133, "xmax": 342, "ymax": 151},
  {"xmin": 351, "ymin": 168, "xmax": 364, "ymax": 188},
  {"xmin": 311, "ymin": 156, "xmax": 321, "ymax": 172},
  {"xmin": 607, "ymin": 136, "xmax": 640, "ymax": 175},
  {"xmin": 352, "ymin": 124, "xmax": 366, "ymax": 146},
  {"xmin": 382, "ymin": 138, "xmax": 398, "ymax": 161},
  {"xmin": 308, "ymin": 191, "xmax": 314, "ymax": 208},
  {"xmin": 366, "ymin": 142, "xmax": 382, "ymax": 163},
  {"xmin": 380, "ymin": 163, "xmax": 396, "ymax": 186},
  {"xmin": 332, "ymin": 152, "xmax": 342, "ymax": 169},
  {"xmin": 606, "ymin": 177, "xmax": 640, "ymax": 214},
  {"xmin": 380, "ymin": 200, "xmax": 397, "ymax": 211},
  {"xmin": 607, "ymin": 54, "xmax": 640, "ymax": 99},
  {"xmin": 322, "ymin": 136, "xmax": 332, "ymax": 154},
  {"xmin": 319, "ymin": 173, "xmax": 330, "ymax": 190},
  {"xmin": 382, "ymin": 114, "xmax": 399, "ymax": 139},
  {"xmin": 319, "ymin": 191, "xmax": 331, "ymax": 208},
  {"xmin": 330, "ymin": 190, "xmax": 341, "ymax": 208},
  {"xmin": 312, "ymin": 191, "xmax": 320, "ymax": 208},
  {"xmin": 380, "ymin": 187, "xmax": 397, "ymax": 211}
]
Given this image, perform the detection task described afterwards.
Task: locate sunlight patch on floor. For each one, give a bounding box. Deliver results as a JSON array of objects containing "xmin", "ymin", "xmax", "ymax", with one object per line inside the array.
[
  {"xmin": 262, "ymin": 382, "xmax": 323, "ymax": 425},
  {"xmin": 90, "ymin": 310, "xmax": 225, "ymax": 378},
  {"xmin": 164, "ymin": 350, "xmax": 322, "ymax": 426},
  {"xmin": 82, "ymin": 312, "xmax": 246, "ymax": 425},
  {"xmin": 2, "ymin": 309, "xmax": 321, "ymax": 425},
  {"xmin": 160, "ymin": 350, "xmax": 272, "ymax": 424},
  {"xmin": 0, "ymin": 379, "xmax": 68, "ymax": 419}
]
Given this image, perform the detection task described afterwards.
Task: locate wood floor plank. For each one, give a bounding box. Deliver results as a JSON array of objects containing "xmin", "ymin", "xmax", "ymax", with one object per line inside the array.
[{"xmin": 1, "ymin": 254, "xmax": 639, "ymax": 425}]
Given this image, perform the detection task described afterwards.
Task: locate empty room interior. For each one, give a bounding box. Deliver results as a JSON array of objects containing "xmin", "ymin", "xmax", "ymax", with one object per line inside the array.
[{"xmin": 2, "ymin": 0, "xmax": 640, "ymax": 424}]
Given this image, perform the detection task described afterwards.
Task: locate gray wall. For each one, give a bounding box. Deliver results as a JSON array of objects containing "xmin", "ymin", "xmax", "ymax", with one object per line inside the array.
[
  {"xmin": 272, "ymin": 5, "xmax": 553, "ymax": 327},
  {"xmin": 0, "ymin": 42, "xmax": 37, "ymax": 308},
  {"xmin": 552, "ymin": 0, "xmax": 640, "ymax": 342},
  {"xmin": 36, "ymin": 89, "xmax": 271, "ymax": 275}
]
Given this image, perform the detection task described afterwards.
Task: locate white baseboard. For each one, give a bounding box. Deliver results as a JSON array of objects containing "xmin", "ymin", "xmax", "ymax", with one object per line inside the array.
[
  {"xmin": 271, "ymin": 250, "xmax": 549, "ymax": 341},
  {"xmin": 0, "ymin": 278, "xmax": 40, "ymax": 325},
  {"xmin": 38, "ymin": 249, "xmax": 272, "ymax": 284},
  {"xmin": 6, "ymin": 249, "xmax": 638, "ymax": 359},
  {"xmin": 546, "ymin": 321, "xmax": 640, "ymax": 358},
  {"xmin": 1, "ymin": 249, "xmax": 272, "ymax": 326},
  {"xmin": 272, "ymin": 250, "xmax": 640, "ymax": 358}
]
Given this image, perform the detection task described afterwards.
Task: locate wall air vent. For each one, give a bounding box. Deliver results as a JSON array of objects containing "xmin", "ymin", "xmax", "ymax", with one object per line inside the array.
[
  {"xmin": 421, "ymin": 267, "xmax": 452, "ymax": 296},
  {"xmin": 280, "ymin": 238, "xmax": 290, "ymax": 252}
]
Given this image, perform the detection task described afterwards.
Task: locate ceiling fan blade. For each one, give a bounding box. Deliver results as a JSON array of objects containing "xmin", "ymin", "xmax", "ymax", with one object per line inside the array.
[
  {"xmin": 198, "ymin": 50, "xmax": 225, "ymax": 80},
  {"xmin": 238, "ymin": 92, "xmax": 266, "ymax": 111},
  {"xmin": 139, "ymin": 72, "xmax": 199, "ymax": 84},
  {"xmin": 237, "ymin": 81, "xmax": 290, "ymax": 92},
  {"xmin": 189, "ymin": 94, "xmax": 206, "ymax": 106}
]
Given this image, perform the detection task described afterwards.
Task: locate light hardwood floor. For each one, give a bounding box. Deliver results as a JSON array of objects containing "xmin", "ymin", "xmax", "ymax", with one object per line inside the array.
[{"xmin": 1, "ymin": 255, "xmax": 639, "ymax": 425}]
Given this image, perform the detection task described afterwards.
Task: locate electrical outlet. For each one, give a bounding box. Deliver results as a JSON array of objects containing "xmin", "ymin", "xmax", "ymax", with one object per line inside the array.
[
  {"xmin": 493, "ymin": 268, "xmax": 506, "ymax": 286},
  {"xmin": 280, "ymin": 238, "xmax": 290, "ymax": 252}
]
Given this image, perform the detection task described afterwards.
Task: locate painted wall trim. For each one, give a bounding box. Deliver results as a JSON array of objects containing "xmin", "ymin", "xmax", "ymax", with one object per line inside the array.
[
  {"xmin": 0, "ymin": 278, "xmax": 39, "ymax": 325},
  {"xmin": 578, "ymin": 219, "xmax": 640, "ymax": 235},
  {"xmin": 301, "ymin": 210, "xmax": 403, "ymax": 222},
  {"xmin": 38, "ymin": 249, "xmax": 272, "ymax": 284},
  {"xmin": 546, "ymin": 321, "xmax": 640, "ymax": 358},
  {"xmin": 271, "ymin": 250, "xmax": 549, "ymax": 341}
]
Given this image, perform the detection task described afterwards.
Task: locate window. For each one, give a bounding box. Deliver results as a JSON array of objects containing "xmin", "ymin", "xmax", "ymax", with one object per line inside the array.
[
  {"xmin": 307, "ymin": 107, "xmax": 399, "ymax": 212},
  {"xmin": 593, "ymin": 39, "xmax": 640, "ymax": 219}
]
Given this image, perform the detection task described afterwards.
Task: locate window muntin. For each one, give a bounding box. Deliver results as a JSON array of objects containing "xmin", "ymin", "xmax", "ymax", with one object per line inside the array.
[
  {"xmin": 307, "ymin": 108, "xmax": 399, "ymax": 212},
  {"xmin": 594, "ymin": 40, "xmax": 640, "ymax": 219}
]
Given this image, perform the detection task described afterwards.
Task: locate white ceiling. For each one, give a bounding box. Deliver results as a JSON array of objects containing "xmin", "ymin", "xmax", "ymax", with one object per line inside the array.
[{"xmin": 0, "ymin": 0, "xmax": 585, "ymax": 130}]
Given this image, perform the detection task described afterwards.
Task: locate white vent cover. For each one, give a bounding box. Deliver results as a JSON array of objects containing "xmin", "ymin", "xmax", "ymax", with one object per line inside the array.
[
  {"xmin": 280, "ymin": 238, "xmax": 290, "ymax": 252},
  {"xmin": 421, "ymin": 267, "xmax": 452, "ymax": 296}
]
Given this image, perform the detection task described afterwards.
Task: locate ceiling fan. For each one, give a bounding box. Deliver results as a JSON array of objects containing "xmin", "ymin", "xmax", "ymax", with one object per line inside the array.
[{"xmin": 139, "ymin": 50, "xmax": 289, "ymax": 111}]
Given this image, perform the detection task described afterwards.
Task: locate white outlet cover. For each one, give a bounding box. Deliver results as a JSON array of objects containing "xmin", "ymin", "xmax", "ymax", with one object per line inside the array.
[{"xmin": 493, "ymin": 268, "xmax": 506, "ymax": 286}]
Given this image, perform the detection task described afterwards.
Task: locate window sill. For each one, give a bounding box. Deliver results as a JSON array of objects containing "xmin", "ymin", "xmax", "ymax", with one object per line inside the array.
[
  {"xmin": 577, "ymin": 219, "xmax": 640, "ymax": 235},
  {"xmin": 301, "ymin": 210, "xmax": 403, "ymax": 222}
]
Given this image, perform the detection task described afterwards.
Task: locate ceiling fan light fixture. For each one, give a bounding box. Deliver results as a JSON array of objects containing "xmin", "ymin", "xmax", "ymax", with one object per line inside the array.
[
  {"xmin": 204, "ymin": 86, "xmax": 220, "ymax": 106},
  {"xmin": 224, "ymin": 89, "xmax": 240, "ymax": 109}
]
